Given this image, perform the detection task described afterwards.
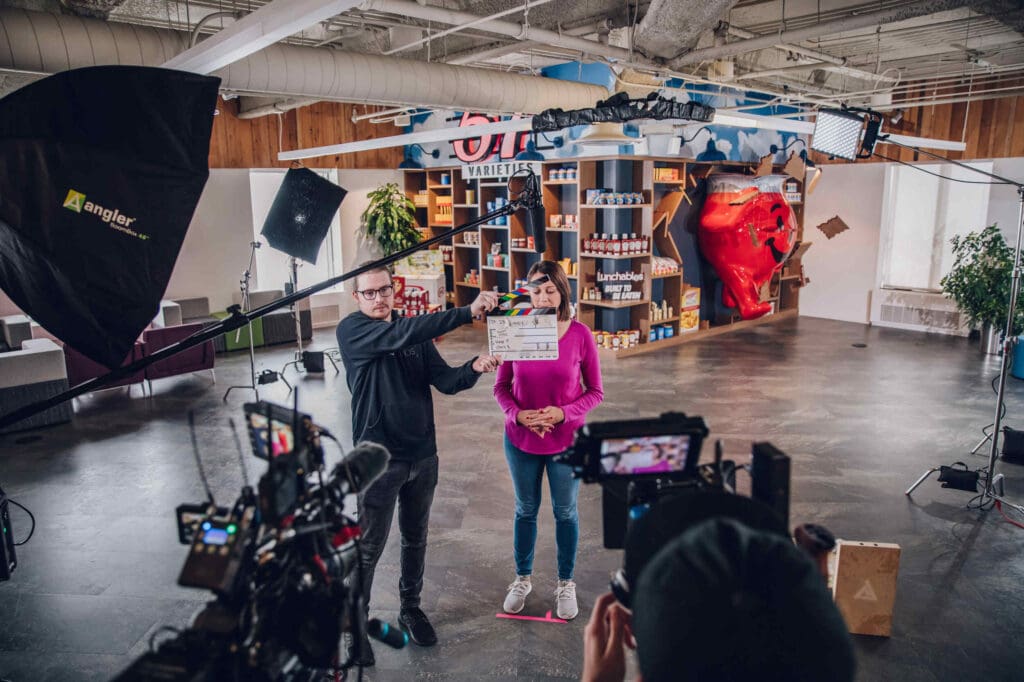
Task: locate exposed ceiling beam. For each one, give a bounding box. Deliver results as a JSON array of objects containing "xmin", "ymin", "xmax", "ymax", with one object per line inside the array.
[{"xmin": 162, "ymin": 0, "xmax": 365, "ymax": 74}]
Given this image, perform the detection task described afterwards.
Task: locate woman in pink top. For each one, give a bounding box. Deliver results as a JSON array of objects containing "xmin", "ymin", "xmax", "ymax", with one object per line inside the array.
[{"xmin": 493, "ymin": 260, "xmax": 604, "ymax": 620}]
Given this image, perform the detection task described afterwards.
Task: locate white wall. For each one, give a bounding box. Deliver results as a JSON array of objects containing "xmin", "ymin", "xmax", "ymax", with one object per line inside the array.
[
  {"xmin": 988, "ymin": 158, "xmax": 1024, "ymax": 243},
  {"xmin": 800, "ymin": 163, "xmax": 886, "ymax": 324},
  {"xmin": 335, "ymin": 169, "xmax": 402, "ymax": 317},
  {"xmin": 164, "ymin": 169, "xmax": 256, "ymax": 314}
]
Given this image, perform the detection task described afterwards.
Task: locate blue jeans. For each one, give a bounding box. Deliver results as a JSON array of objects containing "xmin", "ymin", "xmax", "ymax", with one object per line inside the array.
[{"xmin": 504, "ymin": 435, "xmax": 581, "ymax": 581}]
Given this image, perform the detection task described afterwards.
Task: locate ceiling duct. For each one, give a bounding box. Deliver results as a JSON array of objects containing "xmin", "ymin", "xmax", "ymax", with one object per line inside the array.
[
  {"xmin": 0, "ymin": 8, "xmax": 608, "ymax": 114},
  {"xmin": 633, "ymin": 0, "xmax": 740, "ymax": 60}
]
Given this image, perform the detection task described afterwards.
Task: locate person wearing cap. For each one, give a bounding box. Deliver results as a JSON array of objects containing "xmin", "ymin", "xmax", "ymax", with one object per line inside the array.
[
  {"xmin": 493, "ymin": 259, "xmax": 604, "ymax": 620},
  {"xmin": 581, "ymin": 518, "xmax": 856, "ymax": 682}
]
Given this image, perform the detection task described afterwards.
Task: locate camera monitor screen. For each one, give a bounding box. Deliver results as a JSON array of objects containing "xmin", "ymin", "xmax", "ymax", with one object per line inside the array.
[
  {"xmin": 247, "ymin": 412, "xmax": 296, "ymax": 460},
  {"xmin": 599, "ymin": 434, "xmax": 691, "ymax": 476}
]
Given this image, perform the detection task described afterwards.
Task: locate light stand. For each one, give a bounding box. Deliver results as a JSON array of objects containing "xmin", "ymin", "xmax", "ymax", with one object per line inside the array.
[
  {"xmin": 279, "ymin": 257, "xmax": 339, "ymax": 381},
  {"xmin": 891, "ymin": 141, "xmax": 1024, "ymax": 515},
  {"xmin": 0, "ymin": 171, "xmax": 544, "ymax": 430},
  {"xmin": 221, "ymin": 241, "xmax": 290, "ymax": 401}
]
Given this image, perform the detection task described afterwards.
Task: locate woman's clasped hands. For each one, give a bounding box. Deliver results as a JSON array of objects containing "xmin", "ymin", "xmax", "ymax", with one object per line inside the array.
[{"xmin": 516, "ymin": 406, "xmax": 565, "ymax": 438}]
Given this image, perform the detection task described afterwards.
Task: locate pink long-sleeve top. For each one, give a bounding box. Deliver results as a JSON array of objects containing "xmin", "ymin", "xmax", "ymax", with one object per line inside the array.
[{"xmin": 493, "ymin": 320, "xmax": 604, "ymax": 455}]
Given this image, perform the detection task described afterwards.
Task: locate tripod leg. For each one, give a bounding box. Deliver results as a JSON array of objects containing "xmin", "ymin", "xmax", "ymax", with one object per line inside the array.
[
  {"xmin": 326, "ymin": 354, "xmax": 339, "ymax": 374},
  {"xmin": 905, "ymin": 467, "xmax": 941, "ymax": 496},
  {"xmin": 971, "ymin": 431, "xmax": 992, "ymax": 455}
]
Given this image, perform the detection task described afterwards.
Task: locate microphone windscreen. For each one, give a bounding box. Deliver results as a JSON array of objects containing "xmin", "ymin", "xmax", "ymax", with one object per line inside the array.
[
  {"xmin": 521, "ymin": 172, "xmax": 546, "ymax": 254},
  {"xmin": 367, "ymin": 619, "xmax": 409, "ymax": 649},
  {"xmin": 336, "ymin": 441, "xmax": 390, "ymax": 494}
]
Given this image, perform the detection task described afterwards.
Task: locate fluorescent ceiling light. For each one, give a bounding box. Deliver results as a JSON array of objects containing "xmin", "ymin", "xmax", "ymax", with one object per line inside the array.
[{"xmin": 811, "ymin": 109, "xmax": 864, "ymax": 161}]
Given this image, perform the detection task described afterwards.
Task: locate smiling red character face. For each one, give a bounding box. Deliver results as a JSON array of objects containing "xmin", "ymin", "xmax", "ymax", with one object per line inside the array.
[{"xmin": 698, "ymin": 174, "xmax": 797, "ymax": 320}]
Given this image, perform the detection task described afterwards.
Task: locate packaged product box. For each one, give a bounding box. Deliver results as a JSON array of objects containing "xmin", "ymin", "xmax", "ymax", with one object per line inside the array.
[
  {"xmin": 680, "ymin": 306, "xmax": 700, "ymax": 333},
  {"xmin": 682, "ymin": 285, "xmax": 701, "ymax": 309},
  {"xmin": 402, "ymin": 274, "xmax": 446, "ymax": 307}
]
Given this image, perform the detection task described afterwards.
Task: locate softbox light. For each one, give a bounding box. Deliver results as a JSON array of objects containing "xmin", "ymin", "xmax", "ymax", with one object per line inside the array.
[
  {"xmin": 811, "ymin": 109, "xmax": 864, "ymax": 161},
  {"xmin": 261, "ymin": 168, "xmax": 347, "ymax": 264},
  {"xmin": 0, "ymin": 66, "xmax": 219, "ymax": 368}
]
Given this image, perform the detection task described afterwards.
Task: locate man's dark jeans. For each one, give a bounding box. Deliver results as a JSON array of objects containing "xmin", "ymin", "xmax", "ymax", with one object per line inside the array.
[{"xmin": 357, "ymin": 455, "xmax": 438, "ymax": 612}]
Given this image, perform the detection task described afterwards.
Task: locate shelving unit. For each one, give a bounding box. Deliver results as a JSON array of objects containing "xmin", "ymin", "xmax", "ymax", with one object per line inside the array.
[{"xmin": 403, "ymin": 155, "xmax": 806, "ymax": 357}]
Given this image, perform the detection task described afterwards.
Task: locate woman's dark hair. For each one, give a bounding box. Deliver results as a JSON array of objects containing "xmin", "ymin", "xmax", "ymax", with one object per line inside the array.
[{"xmin": 527, "ymin": 260, "xmax": 572, "ymax": 321}]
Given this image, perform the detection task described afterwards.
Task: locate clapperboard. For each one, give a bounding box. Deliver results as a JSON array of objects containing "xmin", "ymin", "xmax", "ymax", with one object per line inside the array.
[{"xmin": 486, "ymin": 307, "xmax": 558, "ymax": 360}]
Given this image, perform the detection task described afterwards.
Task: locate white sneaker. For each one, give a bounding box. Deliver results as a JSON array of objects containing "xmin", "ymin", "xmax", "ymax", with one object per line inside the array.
[
  {"xmin": 555, "ymin": 579, "xmax": 578, "ymax": 620},
  {"xmin": 503, "ymin": 575, "xmax": 532, "ymax": 614}
]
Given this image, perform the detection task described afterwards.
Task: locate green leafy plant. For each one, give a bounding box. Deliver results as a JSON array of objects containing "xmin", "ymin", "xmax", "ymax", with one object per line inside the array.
[
  {"xmin": 940, "ymin": 224, "xmax": 1024, "ymax": 332},
  {"xmin": 361, "ymin": 182, "xmax": 420, "ymax": 256}
]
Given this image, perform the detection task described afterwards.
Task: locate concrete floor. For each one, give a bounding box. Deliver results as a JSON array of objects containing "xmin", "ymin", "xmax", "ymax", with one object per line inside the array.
[{"xmin": 1, "ymin": 316, "xmax": 1022, "ymax": 681}]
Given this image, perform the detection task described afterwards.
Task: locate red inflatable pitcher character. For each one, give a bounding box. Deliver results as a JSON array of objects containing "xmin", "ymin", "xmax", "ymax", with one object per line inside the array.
[{"xmin": 698, "ymin": 174, "xmax": 797, "ymax": 320}]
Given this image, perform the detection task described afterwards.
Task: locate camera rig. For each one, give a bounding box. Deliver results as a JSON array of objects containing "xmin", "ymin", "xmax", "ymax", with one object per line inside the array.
[
  {"xmin": 557, "ymin": 411, "xmax": 791, "ymax": 550},
  {"xmin": 115, "ymin": 400, "xmax": 395, "ymax": 682}
]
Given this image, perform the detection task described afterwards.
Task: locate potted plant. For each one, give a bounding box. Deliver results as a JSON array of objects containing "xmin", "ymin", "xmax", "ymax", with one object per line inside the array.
[
  {"xmin": 940, "ymin": 224, "xmax": 1023, "ymax": 353},
  {"xmin": 361, "ymin": 182, "xmax": 420, "ymax": 256}
]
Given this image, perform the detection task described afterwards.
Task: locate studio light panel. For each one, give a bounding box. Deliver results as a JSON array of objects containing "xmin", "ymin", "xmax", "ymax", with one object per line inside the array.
[{"xmin": 811, "ymin": 109, "xmax": 864, "ymax": 161}]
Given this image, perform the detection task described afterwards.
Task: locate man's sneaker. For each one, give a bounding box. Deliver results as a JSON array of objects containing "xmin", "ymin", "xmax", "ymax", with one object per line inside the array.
[
  {"xmin": 503, "ymin": 575, "xmax": 532, "ymax": 614},
  {"xmin": 398, "ymin": 607, "xmax": 438, "ymax": 646},
  {"xmin": 555, "ymin": 579, "xmax": 578, "ymax": 620},
  {"xmin": 347, "ymin": 632, "xmax": 375, "ymax": 667}
]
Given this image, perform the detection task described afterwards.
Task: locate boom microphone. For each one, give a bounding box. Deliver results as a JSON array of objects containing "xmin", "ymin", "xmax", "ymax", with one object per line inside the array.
[
  {"xmin": 367, "ymin": 619, "xmax": 409, "ymax": 649},
  {"xmin": 521, "ymin": 170, "xmax": 546, "ymax": 254},
  {"xmin": 331, "ymin": 441, "xmax": 390, "ymax": 496}
]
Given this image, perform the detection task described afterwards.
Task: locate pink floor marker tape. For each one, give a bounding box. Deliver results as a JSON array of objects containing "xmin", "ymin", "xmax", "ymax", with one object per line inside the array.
[{"xmin": 495, "ymin": 610, "xmax": 567, "ymax": 624}]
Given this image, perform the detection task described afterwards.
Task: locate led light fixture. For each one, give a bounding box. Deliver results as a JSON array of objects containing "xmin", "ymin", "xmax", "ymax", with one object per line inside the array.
[{"xmin": 811, "ymin": 109, "xmax": 864, "ymax": 161}]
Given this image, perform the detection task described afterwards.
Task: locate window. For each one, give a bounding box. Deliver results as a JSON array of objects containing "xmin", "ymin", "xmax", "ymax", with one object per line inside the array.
[
  {"xmin": 248, "ymin": 169, "xmax": 343, "ymax": 295},
  {"xmin": 878, "ymin": 161, "xmax": 993, "ymax": 291}
]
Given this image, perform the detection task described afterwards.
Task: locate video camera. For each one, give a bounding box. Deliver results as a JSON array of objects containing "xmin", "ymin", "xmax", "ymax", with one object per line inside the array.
[
  {"xmin": 115, "ymin": 400, "xmax": 394, "ymax": 682},
  {"xmin": 557, "ymin": 412, "xmax": 792, "ymax": 606}
]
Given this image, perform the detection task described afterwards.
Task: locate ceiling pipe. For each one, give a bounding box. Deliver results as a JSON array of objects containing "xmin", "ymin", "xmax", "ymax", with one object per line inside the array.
[
  {"xmin": 725, "ymin": 24, "xmax": 846, "ymax": 66},
  {"xmin": 359, "ymin": 0, "xmax": 637, "ymax": 62},
  {"xmin": 382, "ymin": 0, "xmax": 555, "ymax": 55},
  {"xmin": 672, "ymin": 0, "xmax": 972, "ymax": 67},
  {"xmin": 190, "ymin": 11, "xmax": 243, "ymax": 48},
  {"xmin": 443, "ymin": 18, "xmax": 613, "ymax": 66},
  {"xmin": 0, "ymin": 8, "xmax": 609, "ymax": 115},
  {"xmin": 730, "ymin": 62, "xmax": 900, "ymax": 84}
]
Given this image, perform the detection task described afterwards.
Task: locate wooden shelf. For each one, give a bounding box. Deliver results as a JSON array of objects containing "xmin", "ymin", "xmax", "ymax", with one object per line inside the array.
[
  {"xmin": 511, "ymin": 247, "xmax": 535, "ymax": 253},
  {"xmin": 482, "ymin": 265, "xmax": 510, "ymax": 272},
  {"xmin": 453, "ymin": 203, "xmax": 479, "ymax": 208},
  {"xmin": 481, "ymin": 224, "xmax": 509, "ymax": 229},
  {"xmin": 429, "ymin": 223, "xmax": 453, "ymax": 228},
  {"xmin": 480, "ymin": 182, "xmax": 510, "ymax": 187},
  {"xmin": 606, "ymin": 309, "xmax": 798, "ymax": 359},
  {"xmin": 654, "ymin": 180, "xmax": 686, "ymax": 185},
  {"xmin": 548, "ymin": 227, "xmax": 578, "ymax": 232},
  {"xmin": 427, "ymin": 184, "xmax": 453, "ymax": 189},
  {"xmin": 652, "ymin": 271, "xmax": 682, "ymax": 279},
  {"xmin": 581, "ymin": 204, "xmax": 652, "ymax": 209},
  {"xmin": 543, "ymin": 180, "xmax": 578, "ymax": 185},
  {"xmin": 580, "ymin": 252, "xmax": 652, "ymax": 259},
  {"xmin": 455, "ymin": 243, "xmax": 479, "ymax": 249},
  {"xmin": 580, "ymin": 299, "xmax": 649, "ymax": 309},
  {"xmin": 455, "ymin": 282, "xmax": 480, "ymax": 288},
  {"xmin": 650, "ymin": 315, "xmax": 680, "ymax": 324}
]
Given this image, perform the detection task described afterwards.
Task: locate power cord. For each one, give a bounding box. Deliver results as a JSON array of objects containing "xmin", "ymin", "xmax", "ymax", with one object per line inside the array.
[{"xmin": 9, "ymin": 498, "xmax": 35, "ymax": 546}]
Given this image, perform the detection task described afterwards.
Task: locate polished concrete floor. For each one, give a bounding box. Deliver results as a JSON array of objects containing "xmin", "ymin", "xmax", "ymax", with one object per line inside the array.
[{"xmin": 1, "ymin": 316, "xmax": 1022, "ymax": 681}]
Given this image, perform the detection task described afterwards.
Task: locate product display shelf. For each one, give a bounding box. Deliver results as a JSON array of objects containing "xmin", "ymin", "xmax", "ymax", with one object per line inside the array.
[{"xmin": 405, "ymin": 155, "xmax": 806, "ymax": 353}]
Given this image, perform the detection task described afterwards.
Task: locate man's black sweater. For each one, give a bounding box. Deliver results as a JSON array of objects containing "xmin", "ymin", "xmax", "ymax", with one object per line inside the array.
[{"xmin": 337, "ymin": 306, "xmax": 480, "ymax": 462}]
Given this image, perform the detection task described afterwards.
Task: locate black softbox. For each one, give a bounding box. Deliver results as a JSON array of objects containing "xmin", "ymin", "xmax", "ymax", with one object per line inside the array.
[
  {"xmin": 260, "ymin": 167, "xmax": 347, "ymax": 264},
  {"xmin": 0, "ymin": 66, "xmax": 219, "ymax": 368}
]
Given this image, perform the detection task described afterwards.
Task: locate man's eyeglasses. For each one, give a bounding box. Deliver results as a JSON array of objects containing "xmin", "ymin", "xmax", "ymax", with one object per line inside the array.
[{"xmin": 357, "ymin": 285, "xmax": 395, "ymax": 301}]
